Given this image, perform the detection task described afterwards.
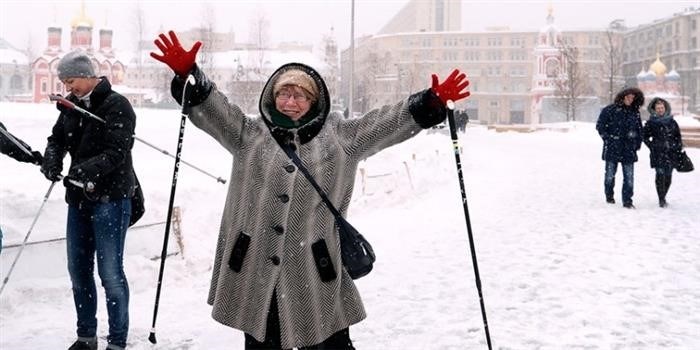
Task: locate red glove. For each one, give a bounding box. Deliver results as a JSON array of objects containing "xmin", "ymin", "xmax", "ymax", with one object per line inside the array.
[
  {"xmin": 431, "ymin": 69, "xmax": 470, "ymax": 105},
  {"xmin": 150, "ymin": 31, "xmax": 202, "ymax": 77}
]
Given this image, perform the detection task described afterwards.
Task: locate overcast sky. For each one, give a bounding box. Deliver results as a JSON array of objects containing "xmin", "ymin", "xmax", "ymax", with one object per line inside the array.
[{"xmin": 0, "ymin": 0, "xmax": 697, "ymax": 55}]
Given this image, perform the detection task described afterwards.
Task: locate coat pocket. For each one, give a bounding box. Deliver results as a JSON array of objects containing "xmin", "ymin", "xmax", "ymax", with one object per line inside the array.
[
  {"xmin": 228, "ymin": 232, "xmax": 251, "ymax": 272},
  {"xmin": 311, "ymin": 239, "xmax": 337, "ymax": 282}
]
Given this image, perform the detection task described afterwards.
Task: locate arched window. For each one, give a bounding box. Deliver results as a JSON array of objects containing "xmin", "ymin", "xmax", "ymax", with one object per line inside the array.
[{"xmin": 545, "ymin": 59, "xmax": 559, "ymax": 78}]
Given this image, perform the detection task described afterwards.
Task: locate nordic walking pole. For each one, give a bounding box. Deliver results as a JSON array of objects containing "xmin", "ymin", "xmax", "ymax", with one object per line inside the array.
[
  {"xmin": 148, "ymin": 74, "xmax": 195, "ymax": 344},
  {"xmin": 445, "ymin": 100, "xmax": 493, "ymax": 350},
  {"xmin": 48, "ymin": 94, "xmax": 226, "ymax": 184},
  {"xmin": 0, "ymin": 181, "xmax": 58, "ymax": 296}
]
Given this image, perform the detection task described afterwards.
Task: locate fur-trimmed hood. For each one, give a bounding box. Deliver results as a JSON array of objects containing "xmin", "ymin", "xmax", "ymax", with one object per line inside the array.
[
  {"xmin": 646, "ymin": 97, "xmax": 672, "ymax": 118},
  {"xmin": 614, "ymin": 87, "xmax": 645, "ymax": 110},
  {"xmin": 259, "ymin": 63, "xmax": 330, "ymax": 145}
]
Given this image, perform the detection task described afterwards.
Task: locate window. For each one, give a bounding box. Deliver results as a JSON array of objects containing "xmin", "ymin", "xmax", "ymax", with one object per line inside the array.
[
  {"xmin": 487, "ymin": 51, "xmax": 502, "ymax": 60},
  {"xmin": 510, "ymin": 37, "xmax": 524, "ymax": 46},
  {"xmin": 487, "ymin": 37, "xmax": 501, "ymax": 46},
  {"xmin": 10, "ymin": 75, "xmax": 22, "ymax": 90},
  {"xmin": 489, "ymin": 100, "xmax": 499, "ymax": 107}
]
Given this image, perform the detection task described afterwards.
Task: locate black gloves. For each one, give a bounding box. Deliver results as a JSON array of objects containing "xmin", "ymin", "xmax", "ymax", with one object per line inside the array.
[
  {"xmin": 40, "ymin": 163, "xmax": 62, "ymax": 182},
  {"xmin": 31, "ymin": 151, "xmax": 43, "ymax": 165}
]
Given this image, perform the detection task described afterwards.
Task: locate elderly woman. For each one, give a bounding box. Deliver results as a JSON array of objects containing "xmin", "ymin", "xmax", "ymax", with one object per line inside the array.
[
  {"xmin": 642, "ymin": 97, "xmax": 684, "ymax": 207},
  {"xmin": 151, "ymin": 31, "xmax": 470, "ymax": 349}
]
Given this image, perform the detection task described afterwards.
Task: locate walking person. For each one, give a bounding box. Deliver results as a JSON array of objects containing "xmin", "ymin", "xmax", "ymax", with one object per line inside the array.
[
  {"xmin": 642, "ymin": 97, "xmax": 683, "ymax": 207},
  {"xmin": 40, "ymin": 50, "xmax": 138, "ymax": 350},
  {"xmin": 150, "ymin": 30, "xmax": 470, "ymax": 349},
  {"xmin": 596, "ymin": 87, "xmax": 644, "ymax": 208}
]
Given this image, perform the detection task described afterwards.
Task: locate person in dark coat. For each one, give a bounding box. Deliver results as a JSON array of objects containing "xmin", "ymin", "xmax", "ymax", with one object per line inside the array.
[
  {"xmin": 596, "ymin": 87, "xmax": 644, "ymax": 208},
  {"xmin": 642, "ymin": 97, "xmax": 683, "ymax": 207},
  {"xmin": 150, "ymin": 30, "xmax": 470, "ymax": 350},
  {"xmin": 0, "ymin": 121, "xmax": 43, "ymax": 165},
  {"xmin": 40, "ymin": 50, "xmax": 137, "ymax": 350}
]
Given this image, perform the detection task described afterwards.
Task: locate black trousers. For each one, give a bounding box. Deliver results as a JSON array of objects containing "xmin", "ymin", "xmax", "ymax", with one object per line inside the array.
[{"xmin": 244, "ymin": 293, "xmax": 355, "ymax": 350}]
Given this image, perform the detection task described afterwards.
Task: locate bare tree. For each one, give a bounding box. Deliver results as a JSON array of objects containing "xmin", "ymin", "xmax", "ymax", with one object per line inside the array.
[
  {"xmin": 555, "ymin": 38, "xmax": 588, "ymax": 122},
  {"xmin": 198, "ymin": 3, "xmax": 217, "ymax": 73},
  {"xmin": 355, "ymin": 52, "xmax": 380, "ymax": 113},
  {"xmin": 601, "ymin": 20, "xmax": 626, "ymax": 104},
  {"xmin": 228, "ymin": 64, "xmax": 259, "ymax": 114}
]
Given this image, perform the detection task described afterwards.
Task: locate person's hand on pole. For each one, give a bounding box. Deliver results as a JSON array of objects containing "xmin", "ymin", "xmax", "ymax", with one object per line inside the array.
[
  {"xmin": 150, "ymin": 30, "xmax": 202, "ymax": 78},
  {"xmin": 431, "ymin": 69, "xmax": 471, "ymax": 105}
]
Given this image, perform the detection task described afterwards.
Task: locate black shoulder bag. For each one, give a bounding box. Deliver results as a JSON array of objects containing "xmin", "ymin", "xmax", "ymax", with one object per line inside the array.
[{"xmin": 279, "ymin": 143, "xmax": 375, "ymax": 279}]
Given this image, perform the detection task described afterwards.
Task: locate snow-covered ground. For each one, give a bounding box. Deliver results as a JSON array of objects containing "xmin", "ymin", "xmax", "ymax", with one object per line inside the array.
[{"xmin": 1, "ymin": 101, "xmax": 699, "ymax": 349}]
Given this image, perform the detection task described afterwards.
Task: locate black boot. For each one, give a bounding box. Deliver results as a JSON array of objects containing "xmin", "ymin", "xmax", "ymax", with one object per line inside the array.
[
  {"xmin": 663, "ymin": 174, "xmax": 672, "ymax": 205},
  {"xmin": 655, "ymin": 174, "xmax": 667, "ymax": 208},
  {"xmin": 68, "ymin": 338, "xmax": 97, "ymax": 350}
]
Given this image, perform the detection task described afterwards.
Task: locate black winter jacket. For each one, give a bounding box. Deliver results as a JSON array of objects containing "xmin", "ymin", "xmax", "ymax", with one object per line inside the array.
[
  {"xmin": 43, "ymin": 77, "xmax": 137, "ymax": 205},
  {"xmin": 596, "ymin": 103, "xmax": 643, "ymax": 163},
  {"xmin": 643, "ymin": 98, "xmax": 683, "ymax": 169}
]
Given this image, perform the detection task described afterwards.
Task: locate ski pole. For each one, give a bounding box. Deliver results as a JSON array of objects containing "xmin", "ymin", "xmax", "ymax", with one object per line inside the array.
[
  {"xmin": 445, "ymin": 100, "xmax": 493, "ymax": 350},
  {"xmin": 48, "ymin": 94, "xmax": 227, "ymax": 184},
  {"xmin": 0, "ymin": 126, "xmax": 34, "ymax": 157},
  {"xmin": 148, "ymin": 74, "xmax": 195, "ymax": 344},
  {"xmin": 0, "ymin": 181, "xmax": 58, "ymax": 296}
]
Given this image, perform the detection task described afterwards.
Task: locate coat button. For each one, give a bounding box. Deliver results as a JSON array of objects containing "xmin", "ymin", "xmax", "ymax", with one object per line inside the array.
[
  {"xmin": 284, "ymin": 164, "xmax": 296, "ymax": 173},
  {"xmin": 270, "ymin": 256, "xmax": 280, "ymax": 265},
  {"xmin": 279, "ymin": 194, "xmax": 289, "ymax": 203},
  {"xmin": 289, "ymin": 143, "xmax": 297, "ymax": 151},
  {"xmin": 273, "ymin": 225, "xmax": 284, "ymax": 235}
]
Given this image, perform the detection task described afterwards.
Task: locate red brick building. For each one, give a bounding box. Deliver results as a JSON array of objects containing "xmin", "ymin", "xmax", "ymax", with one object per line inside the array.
[{"xmin": 31, "ymin": 5, "xmax": 125, "ymax": 102}]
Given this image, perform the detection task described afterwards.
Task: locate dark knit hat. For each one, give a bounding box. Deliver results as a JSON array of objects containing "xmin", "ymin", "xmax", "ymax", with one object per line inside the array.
[{"xmin": 57, "ymin": 51, "xmax": 96, "ymax": 80}]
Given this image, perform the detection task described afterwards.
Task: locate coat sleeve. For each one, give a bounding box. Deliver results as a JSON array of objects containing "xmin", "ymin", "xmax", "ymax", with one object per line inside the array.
[
  {"xmin": 336, "ymin": 88, "xmax": 445, "ymax": 160},
  {"xmin": 596, "ymin": 106, "xmax": 610, "ymax": 140},
  {"xmin": 642, "ymin": 121, "xmax": 653, "ymax": 148},
  {"xmin": 68, "ymin": 95, "xmax": 136, "ymax": 183},
  {"xmin": 672, "ymin": 120, "xmax": 684, "ymax": 152},
  {"xmin": 0, "ymin": 122, "xmax": 37, "ymax": 163},
  {"xmin": 43, "ymin": 115, "xmax": 68, "ymax": 173},
  {"xmin": 634, "ymin": 115, "xmax": 643, "ymax": 150},
  {"xmin": 170, "ymin": 65, "xmax": 249, "ymax": 153}
]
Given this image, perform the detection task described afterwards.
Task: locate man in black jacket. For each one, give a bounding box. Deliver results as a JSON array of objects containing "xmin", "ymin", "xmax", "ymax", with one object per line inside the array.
[
  {"xmin": 595, "ymin": 87, "xmax": 644, "ymax": 209},
  {"xmin": 40, "ymin": 50, "xmax": 136, "ymax": 350}
]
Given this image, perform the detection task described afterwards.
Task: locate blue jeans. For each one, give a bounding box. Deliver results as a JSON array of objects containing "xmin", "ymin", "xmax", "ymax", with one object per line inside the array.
[
  {"xmin": 604, "ymin": 161, "xmax": 634, "ymax": 204},
  {"xmin": 67, "ymin": 199, "xmax": 131, "ymax": 348}
]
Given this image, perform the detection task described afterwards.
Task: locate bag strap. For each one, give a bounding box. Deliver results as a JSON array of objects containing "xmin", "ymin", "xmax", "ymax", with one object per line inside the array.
[{"xmin": 279, "ymin": 142, "xmax": 343, "ymax": 220}]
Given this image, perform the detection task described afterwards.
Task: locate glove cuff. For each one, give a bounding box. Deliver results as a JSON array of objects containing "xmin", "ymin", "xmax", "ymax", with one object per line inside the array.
[
  {"xmin": 170, "ymin": 64, "xmax": 213, "ymax": 109},
  {"xmin": 408, "ymin": 88, "xmax": 446, "ymax": 128}
]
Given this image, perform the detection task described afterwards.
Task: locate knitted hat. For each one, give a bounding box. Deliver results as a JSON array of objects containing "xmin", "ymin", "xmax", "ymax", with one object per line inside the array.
[
  {"xmin": 57, "ymin": 51, "xmax": 96, "ymax": 80},
  {"xmin": 273, "ymin": 69, "xmax": 319, "ymax": 101}
]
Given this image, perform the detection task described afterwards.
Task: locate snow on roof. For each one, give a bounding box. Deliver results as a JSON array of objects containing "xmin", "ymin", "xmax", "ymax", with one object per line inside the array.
[{"xmin": 0, "ymin": 38, "xmax": 29, "ymax": 65}]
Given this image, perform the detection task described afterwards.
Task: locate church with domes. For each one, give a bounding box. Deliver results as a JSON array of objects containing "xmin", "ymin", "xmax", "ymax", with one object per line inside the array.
[
  {"xmin": 636, "ymin": 54, "xmax": 689, "ymax": 116},
  {"xmin": 30, "ymin": 3, "xmax": 125, "ymax": 103}
]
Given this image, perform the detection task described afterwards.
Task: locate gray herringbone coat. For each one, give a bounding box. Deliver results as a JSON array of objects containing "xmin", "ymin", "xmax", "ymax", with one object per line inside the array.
[{"xmin": 176, "ymin": 63, "xmax": 445, "ymax": 348}]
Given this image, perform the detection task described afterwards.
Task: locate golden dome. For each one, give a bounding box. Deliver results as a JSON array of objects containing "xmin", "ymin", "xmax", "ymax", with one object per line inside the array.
[
  {"xmin": 649, "ymin": 53, "xmax": 667, "ymax": 76},
  {"xmin": 70, "ymin": 2, "xmax": 94, "ymax": 28}
]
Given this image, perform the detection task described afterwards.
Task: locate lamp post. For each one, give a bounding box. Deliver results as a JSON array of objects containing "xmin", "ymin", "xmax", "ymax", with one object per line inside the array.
[{"xmin": 349, "ymin": 0, "xmax": 355, "ymax": 118}]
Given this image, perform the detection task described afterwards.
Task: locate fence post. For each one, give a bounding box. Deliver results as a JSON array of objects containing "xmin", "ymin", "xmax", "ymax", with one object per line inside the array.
[{"xmin": 172, "ymin": 206, "xmax": 185, "ymax": 258}]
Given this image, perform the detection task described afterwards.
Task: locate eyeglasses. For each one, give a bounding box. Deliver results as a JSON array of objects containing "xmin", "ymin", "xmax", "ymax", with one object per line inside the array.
[{"xmin": 276, "ymin": 91, "xmax": 309, "ymax": 103}]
